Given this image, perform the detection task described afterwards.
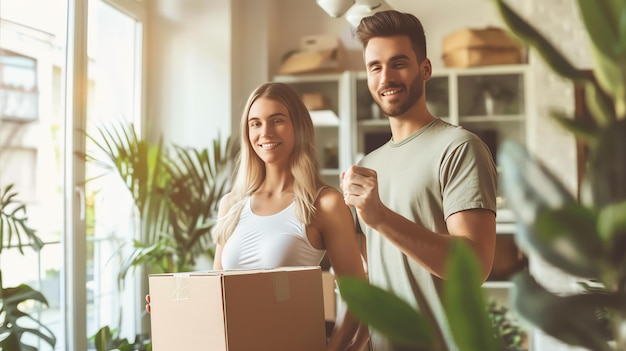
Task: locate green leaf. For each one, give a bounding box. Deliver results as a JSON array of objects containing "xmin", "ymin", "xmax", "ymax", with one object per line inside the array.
[
  {"xmin": 0, "ymin": 283, "xmax": 57, "ymax": 350},
  {"xmin": 576, "ymin": 0, "xmax": 620, "ymax": 59},
  {"xmin": 550, "ymin": 111, "xmax": 599, "ymax": 145},
  {"xmin": 588, "ymin": 44, "xmax": 626, "ymax": 106},
  {"xmin": 0, "ymin": 184, "xmax": 42, "ymax": 255},
  {"xmin": 498, "ymin": 141, "xmax": 604, "ymax": 277},
  {"xmin": 583, "ymin": 80, "xmax": 616, "ymax": 127},
  {"xmin": 597, "ymin": 200, "xmax": 626, "ymax": 264},
  {"xmin": 443, "ymin": 241, "xmax": 499, "ymax": 351},
  {"xmin": 586, "ymin": 119, "xmax": 626, "ymax": 206},
  {"xmin": 493, "ymin": 0, "xmax": 589, "ymax": 82},
  {"xmin": 534, "ymin": 205, "xmax": 605, "ymax": 274},
  {"xmin": 512, "ymin": 273, "xmax": 619, "ymax": 351},
  {"xmin": 597, "ymin": 200, "xmax": 626, "ymax": 241},
  {"xmin": 336, "ymin": 276, "xmax": 434, "ymax": 349}
]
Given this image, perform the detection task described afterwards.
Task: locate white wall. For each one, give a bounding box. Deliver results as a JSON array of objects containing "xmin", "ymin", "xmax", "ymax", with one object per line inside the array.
[{"xmin": 146, "ymin": 0, "xmax": 233, "ymax": 148}]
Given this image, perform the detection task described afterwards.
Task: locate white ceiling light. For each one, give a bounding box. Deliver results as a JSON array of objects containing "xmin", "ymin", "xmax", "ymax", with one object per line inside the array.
[
  {"xmin": 316, "ymin": 0, "xmax": 355, "ymax": 18},
  {"xmin": 345, "ymin": 1, "xmax": 393, "ymax": 27}
]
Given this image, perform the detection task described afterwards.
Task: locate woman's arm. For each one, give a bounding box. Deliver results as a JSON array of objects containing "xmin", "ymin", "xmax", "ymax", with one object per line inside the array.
[{"xmin": 315, "ymin": 188, "xmax": 368, "ymax": 351}]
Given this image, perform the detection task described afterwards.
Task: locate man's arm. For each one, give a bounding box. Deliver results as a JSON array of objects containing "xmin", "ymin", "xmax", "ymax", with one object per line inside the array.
[{"xmin": 341, "ymin": 165, "xmax": 496, "ymax": 281}]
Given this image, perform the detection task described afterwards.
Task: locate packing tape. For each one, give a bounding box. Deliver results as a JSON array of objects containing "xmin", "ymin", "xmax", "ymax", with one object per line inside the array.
[
  {"xmin": 271, "ymin": 271, "xmax": 290, "ymax": 302},
  {"xmin": 173, "ymin": 273, "xmax": 191, "ymax": 300}
]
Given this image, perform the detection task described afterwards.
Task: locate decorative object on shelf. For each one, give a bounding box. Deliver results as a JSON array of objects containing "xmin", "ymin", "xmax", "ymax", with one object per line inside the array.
[
  {"xmin": 462, "ymin": 75, "xmax": 519, "ymax": 116},
  {"xmin": 302, "ymin": 92, "xmax": 331, "ymax": 111},
  {"xmin": 442, "ymin": 27, "xmax": 526, "ymax": 68}
]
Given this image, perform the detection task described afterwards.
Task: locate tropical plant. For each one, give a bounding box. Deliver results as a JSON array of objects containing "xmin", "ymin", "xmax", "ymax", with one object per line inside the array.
[
  {"xmin": 0, "ymin": 184, "xmax": 56, "ymax": 350},
  {"xmin": 338, "ymin": 0, "xmax": 626, "ymax": 350},
  {"xmin": 82, "ymin": 121, "xmax": 235, "ymax": 278},
  {"xmin": 487, "ymin": 299, "xmax": 526, "ymax": 351}
]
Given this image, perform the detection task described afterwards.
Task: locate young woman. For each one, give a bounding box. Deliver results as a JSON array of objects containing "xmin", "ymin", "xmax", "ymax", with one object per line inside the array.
[{"xmin": 210, "ymin": 82, "xmax": 367, "ymax": 351}]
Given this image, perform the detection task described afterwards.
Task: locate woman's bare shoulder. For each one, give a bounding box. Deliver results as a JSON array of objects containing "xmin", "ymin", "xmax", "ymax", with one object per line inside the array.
[{"xmin": 315, "ymin": 186, "xmax": 346, "ymax": 212}]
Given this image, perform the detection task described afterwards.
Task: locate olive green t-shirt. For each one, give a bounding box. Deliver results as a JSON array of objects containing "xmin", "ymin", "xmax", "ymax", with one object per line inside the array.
[{"xmin": 358, "ymin": 118, "xmax": 498, "ymax": 351}]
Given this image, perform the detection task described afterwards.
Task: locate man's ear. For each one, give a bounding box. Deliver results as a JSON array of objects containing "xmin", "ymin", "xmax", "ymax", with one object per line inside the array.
[{"xmin": 422, "ymin": 58, "xmax": 432, "ymax": 78}]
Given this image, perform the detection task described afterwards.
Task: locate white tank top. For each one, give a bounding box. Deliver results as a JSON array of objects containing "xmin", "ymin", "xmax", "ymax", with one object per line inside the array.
[{"xmin": 220, "ymin": 196, "xmax": 326, "ymax": 269}]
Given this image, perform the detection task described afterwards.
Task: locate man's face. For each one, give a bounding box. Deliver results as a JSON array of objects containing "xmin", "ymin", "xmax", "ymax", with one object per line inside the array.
[{"xmin": 364, "ymin": 35, "xmax": 428, "ymax": 117}]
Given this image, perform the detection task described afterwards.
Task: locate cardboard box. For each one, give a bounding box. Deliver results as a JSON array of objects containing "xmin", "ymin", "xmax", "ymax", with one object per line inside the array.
[
  {"xmin": 442, "ymin": 27, "xmax": 525, "ymax": 67},
  {"xmin": 149, "ymin": 266, "xmax": 327, "ymax": 351},
  {"xmin": 278, "ymin": 34, "xmax": 344, "ymax": 74}
]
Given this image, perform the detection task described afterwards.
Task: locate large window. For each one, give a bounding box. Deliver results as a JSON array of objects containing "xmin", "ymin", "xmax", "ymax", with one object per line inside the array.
[{"xmin": 0, "ymin": 0, "xmax": 145, "ymax": 349}]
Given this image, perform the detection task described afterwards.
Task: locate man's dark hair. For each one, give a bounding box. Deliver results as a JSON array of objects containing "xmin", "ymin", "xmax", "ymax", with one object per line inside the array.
[{"xmin": 354, "ymin": 10, "xmax": 427, "ymax": 62}]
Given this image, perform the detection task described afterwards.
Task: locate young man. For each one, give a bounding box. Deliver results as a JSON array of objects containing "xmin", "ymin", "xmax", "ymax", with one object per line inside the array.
[{"xmin": 341, "ymin": 10, "xmax": 498, "ymax": 351}]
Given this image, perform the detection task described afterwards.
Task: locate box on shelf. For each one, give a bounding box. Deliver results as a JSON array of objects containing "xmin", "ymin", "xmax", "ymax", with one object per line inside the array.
[
  {"xmin": 301, "ymin": 93, "xmax": 331, "ymax": 111},
  {"xmin": 278, "ymin": 34, "xmax": 344, "ymax": 74},
  {"xmin": 442, "ymin": 27, "xmax": 525, "ymax": 68},
  {"xmin": 149, "ymin": 266, "xmax": 327, "ymax": 351}
]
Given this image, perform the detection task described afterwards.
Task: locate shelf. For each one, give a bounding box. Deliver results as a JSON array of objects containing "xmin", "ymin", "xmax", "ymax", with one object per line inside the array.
[
  {"xmin": 496, "ymin": 222, "xmax": 517, "ymax": 234},
  {"xmin": 433, "ymin": 63, "xmax": 530, "ymax": 76},
  {"xmin": 310, "ymin": 110, "xmax": 339, "ymax": 126},
  {"xmin": 482, "ymin": 281, "xmax": 514, "ymax": 289}
]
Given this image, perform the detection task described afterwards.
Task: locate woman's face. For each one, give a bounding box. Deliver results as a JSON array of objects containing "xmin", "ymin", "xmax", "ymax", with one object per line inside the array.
[{"xmin": 247, "ymin": 97, "xmax": 295, "ymax": 166}]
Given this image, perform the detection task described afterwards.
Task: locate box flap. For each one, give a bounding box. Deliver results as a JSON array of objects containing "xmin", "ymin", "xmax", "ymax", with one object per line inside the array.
[
  {"xmin": 222, "ymin": 267, "xmax": 326, "ymax": 351},
  {"xmin": 149, "ymin": 274, "xmax": 226, "ymax": 351}
]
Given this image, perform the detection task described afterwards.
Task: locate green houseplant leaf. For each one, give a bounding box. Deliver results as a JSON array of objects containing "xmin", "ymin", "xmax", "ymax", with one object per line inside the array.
[
  {"xmin": 0, "ymin": 184, "xmax": 43, "ymax": 255},
  {"xmin": 442, "ymin": 241, "xmax": 500, "ymax": 351},
  {"xmin": 0, "ymin": 185, "xmax": 55, "ymax": 350},
  {"xmin": 0, "ymin": 276, "xmax": 57, "ymax": 351},
  {"xmin": 497, "ymin": 141, "xmax": 604, "ymax": 278},
  {"xmin": 336, "ymin": 276, "xmax": 435, "ymax": 349},
  {"xmin": 511, "ymin": 272, "xmax": 624, "ymax": 351}
]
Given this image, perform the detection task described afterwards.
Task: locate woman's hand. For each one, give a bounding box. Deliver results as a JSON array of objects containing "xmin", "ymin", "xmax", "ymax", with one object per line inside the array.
[{"xmin": 145, "ymin": 294, "xmax": 151, "ymax": 313}]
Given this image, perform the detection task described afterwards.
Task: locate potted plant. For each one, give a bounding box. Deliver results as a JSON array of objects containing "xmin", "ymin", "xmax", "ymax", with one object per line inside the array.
[
  {"xmin": 338, "ymin": 0, "xmax": 626, "ymax": 350},
  {"xmin": 0, "ymin": 184, "xmax": 56, "ymax": 350}
]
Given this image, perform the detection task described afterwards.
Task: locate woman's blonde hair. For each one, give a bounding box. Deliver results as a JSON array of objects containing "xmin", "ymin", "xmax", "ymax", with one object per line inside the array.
[{"xmin": 213, "ymin": 82, "xmax": 325, "ymax": 245}]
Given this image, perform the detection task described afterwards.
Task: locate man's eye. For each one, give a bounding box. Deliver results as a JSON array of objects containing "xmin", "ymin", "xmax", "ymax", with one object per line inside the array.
[{"xmin": 394, "ymin": 62, "xmax": 408, "ymax": 68}]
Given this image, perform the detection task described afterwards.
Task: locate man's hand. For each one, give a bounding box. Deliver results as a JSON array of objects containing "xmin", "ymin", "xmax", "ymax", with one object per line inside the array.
[{"xmin": 341, "ymin": 165, "xmax": 386, "ymax": 228}]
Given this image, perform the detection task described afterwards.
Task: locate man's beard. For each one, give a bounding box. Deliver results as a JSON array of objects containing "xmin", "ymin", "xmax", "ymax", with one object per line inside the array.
[{"xmin": 378, "ymin": 73, "xmax": 424, "ymax": 117}]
